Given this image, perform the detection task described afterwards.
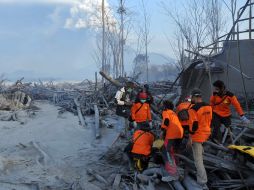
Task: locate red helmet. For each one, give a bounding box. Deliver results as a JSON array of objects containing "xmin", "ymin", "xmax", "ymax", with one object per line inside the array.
[
  {"xmin": 185, "ymin": 96, "xmax": 191, "ymax": 102},
  {"xmin": 139, "ymin": 92, "xmax": 148, "ymax": 99}
]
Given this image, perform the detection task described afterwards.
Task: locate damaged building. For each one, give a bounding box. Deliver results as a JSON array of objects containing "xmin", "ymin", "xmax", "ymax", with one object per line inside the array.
[{"xmin": 180, "ymin": 1, "xmax": 254, "ymax": 110}]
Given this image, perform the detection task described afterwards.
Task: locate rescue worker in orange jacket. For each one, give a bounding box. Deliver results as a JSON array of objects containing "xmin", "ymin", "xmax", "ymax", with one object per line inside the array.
[
  {"xmin": 126, "ymin": 123, "xmax": 155, "ymax": 172},
  {"xmin": 131, "ymin": 92, "xmax": 152, "ymax": 129},
  {"xmin": 210, "ymin": 80, "xmax": 250, "ymax": 143},
  {"xmin": 160, "ymin": 100, "xmax": 183, "ymax": 181},
  {"xmin": 187, "ymin": 89, "xmax": 212, "ymax": 190}
]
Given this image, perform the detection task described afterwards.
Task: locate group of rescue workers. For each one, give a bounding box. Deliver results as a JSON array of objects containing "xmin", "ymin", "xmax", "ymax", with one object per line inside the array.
[{"xmin": 114, "ymin": 80, "xmax": 250, "ymax": 190}]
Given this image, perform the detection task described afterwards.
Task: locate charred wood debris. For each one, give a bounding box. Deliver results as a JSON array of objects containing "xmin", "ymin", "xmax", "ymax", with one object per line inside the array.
[{"xmin": 0, "ymin": 73, "xmax": 254, "ymax": 190}]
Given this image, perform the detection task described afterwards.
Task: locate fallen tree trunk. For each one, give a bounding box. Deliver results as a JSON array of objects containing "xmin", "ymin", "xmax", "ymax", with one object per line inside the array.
[{"xmin": 99, "ymin": 71, "xmax": 122, "ymax": 87}]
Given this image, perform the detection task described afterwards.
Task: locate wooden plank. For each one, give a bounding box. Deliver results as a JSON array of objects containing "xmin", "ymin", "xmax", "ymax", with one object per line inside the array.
[
  {"xmin": 87, "ymin": 168, "xmax": 109, "ymax": 185},
  {"xmin": 172, "ymin": 180, "xmax": 185, "ymax": 190},
  {"xmin": 74, "ymin": 98, "xmax": 86, "ymax": 127},
  {"xmin": 182, "ymin": 175, "xmax": 203, "ymax": 190},
  {"xmin": 94, "ymin": 104, "xmax": 101, "ymax": 139},
  {"xmin": 112, "ymin": 174, "xmax": 121, "ymax": 190},
  {"xmin": 204, "ymin": 141, "xmax": 230, "ymax": 152}
]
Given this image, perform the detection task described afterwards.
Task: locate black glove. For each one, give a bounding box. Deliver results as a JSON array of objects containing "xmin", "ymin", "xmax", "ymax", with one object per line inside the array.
[
  {"xmin": 190, "ymin": 121, "xmax": 198, "ymax": 134},
  {"xmin": 160, "ymin": 129, "xmax": 166, "ymax": 139},
  {"xmin": 182, "ymin": 125, "xmax": 190, "ymax": 133},
  {"xmin": 164, "ymin": 118, "xmax": 170, "ymax": 127}
]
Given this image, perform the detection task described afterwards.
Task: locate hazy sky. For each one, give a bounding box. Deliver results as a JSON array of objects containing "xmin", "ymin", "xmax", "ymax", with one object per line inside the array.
[
  {"xmin": 0, "ymin": 0, "xmax": 246, "ymax": 81},
  {"xmin": 0, "ymin": 0, "xmax": 100, "ymax": 80}
]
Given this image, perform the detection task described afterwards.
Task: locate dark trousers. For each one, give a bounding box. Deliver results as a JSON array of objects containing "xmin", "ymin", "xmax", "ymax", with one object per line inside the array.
[{"xmin": 211, "ymin": 112, "xmax": 231, "ymax": 142}]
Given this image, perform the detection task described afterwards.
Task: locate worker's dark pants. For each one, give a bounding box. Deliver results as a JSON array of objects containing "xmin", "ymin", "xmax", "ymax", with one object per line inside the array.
[
  {"xmin": 211, "ymin": 112, "xmax": 231, "ymax": 142},
  {"xmin": 178, "ymin": 125, "xmax": 190, "ymax": 151},
  {"xmin": 137, "ymin": 121, "xmax": 147, "ymax": 129}
]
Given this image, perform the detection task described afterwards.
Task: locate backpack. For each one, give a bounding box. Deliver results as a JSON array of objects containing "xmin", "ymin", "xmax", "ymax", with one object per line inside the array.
[
  {"xmin": 177, "ymin": 109, "xmax": 189, "ymax": 121},
  {"xmin": 177, "ymin": 103, "xmax": 192, "ymax": 121}
]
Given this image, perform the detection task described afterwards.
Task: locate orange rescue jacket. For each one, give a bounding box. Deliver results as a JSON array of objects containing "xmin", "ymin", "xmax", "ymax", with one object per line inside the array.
[
  {"xmin": 131, "ymin": 102, "xmax": 152, "ymax": 123},
  {"xmin": 188, "ymin": 102, "xmax": 212, "ymax": 143},
  {"xmin": 161, "ymin": 109, "xmax": 184, "ymax": 140},
  {"xmin": 210, "ymin": 91, "xmax": 244, "ymax": 117},
  {"xmin": 176, "ymin": 102, "xmax": 192, "ymax": 126},
  {"xmin": 131, "ymin": 130, "xmax": 154, "ymax": 156}
]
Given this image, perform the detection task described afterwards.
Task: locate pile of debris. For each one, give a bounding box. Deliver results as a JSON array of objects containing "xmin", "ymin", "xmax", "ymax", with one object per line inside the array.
[
  {"xmin": 82, "ymin": 119, "xmax": 254, "ymax": 190},
  {"xmin": 79, "ymin": 73, "xmax": 254, "ymax": 190},
  {"xmin": 1, "ymin": 74, "xmax": 253, "ymax": 190},
  {"xmin": 0, "ymin": 73, "xmax": 178, "ymax": 125}
]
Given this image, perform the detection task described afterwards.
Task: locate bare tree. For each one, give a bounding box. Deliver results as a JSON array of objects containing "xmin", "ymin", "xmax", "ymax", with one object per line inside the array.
[
  {"xmin": 132, "ymin": 25, "xmax": 146, "ymax": 78},
  {"xmin": 162, "ymin": 0, "xmax": 208, "ymax": 57},
  {"xmin": 107, "ymin": 2, "xmax": 133, "ymax": 78},
  {"xmin": 131, "ymin": 0, "xmax": 151, "ymax": 82},
  {"xmin": 90, "ymin": 1, "xmax": 112, "ymax": 77},
  {"xmin": 165, "ymin": 29, "xmax": 189, "ymax": 71},
  {"xmin": 102, "ymin": 0, "xmax": 106, "ymax": 82},
  {"xmin": 105, "ymin": 18, "xmax": 124, "ymax": 78},
  {"xmin": 118, "ymin": 0, "xmax": 125, "ymax": 77},
  {"xmin": 161, "ymin": 0, "xmax": 226, "ymax": 68},
  {"xmin": 92, "ymin": 31, "xmax": 112, "ymax": 75},
  {"xmin": 222, "ymin": 0, "xmax": 237, "ymax": 39},
  {"xmin": 106, "ymin": 26, "xmax": 121, "ymax": 78},
  {"xmin": 130, "ymin": 0, "xmax": 152, "ymax": 82},
  {"xmin": 222, "ymin": 0, "xmax": 237, "ymax": 25},
  {"xmin": 92, "ymin": 1, "xmax": 133, "ymax": 79},
  {"xmin": 205, "ymin": 0, "xmax": 226, "ymax": 53},
  {"xmin": 140, "ymin": 0, "xmax": 151, "ymax": 82}
]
